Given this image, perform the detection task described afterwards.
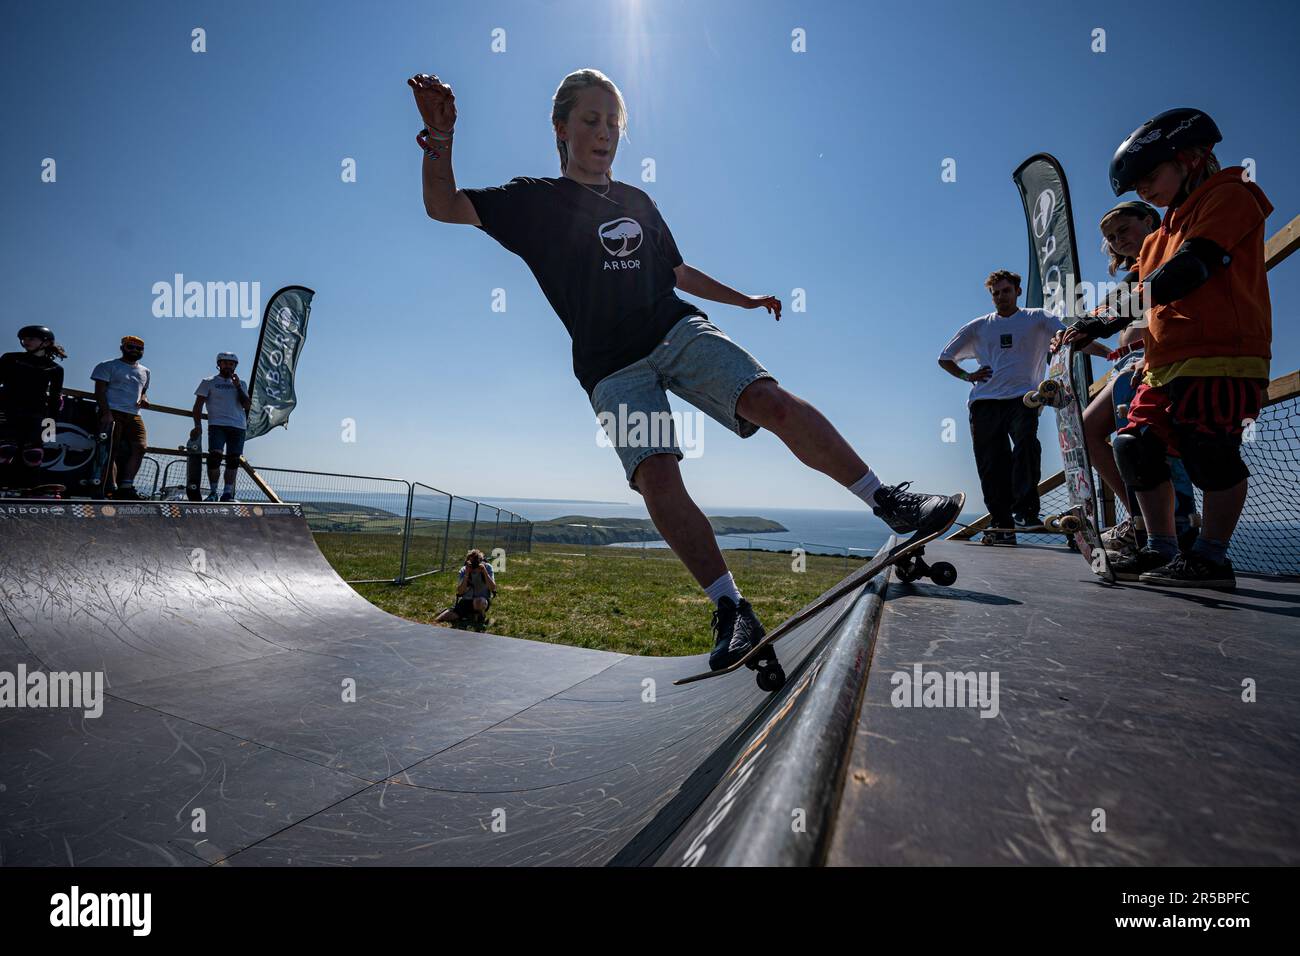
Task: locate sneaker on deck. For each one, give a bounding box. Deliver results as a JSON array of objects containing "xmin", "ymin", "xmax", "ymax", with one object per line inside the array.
[
  {"xmin": 1102, "ymin": 517, "xmax": 1141, "ymax": 561},
  {"xmin": 1109, "ymin": 546, "xmax": 1172, "ymax": 581},
  {"xmin": 1014, "ymin": 514, "xmax": 1043, "ymax": 530},
  {"xmin": 872, "ymin": 482, "xmax": 964, "ymax": 537},
  {"xmin": 112, "ymin": 487, "xmax": 144, "ymax": 501},
  {"xmin": 220, "ymin": 490, "xmax": 237, "ymax": 502},
  {"xmin": 708, "ymin": 596, "xmax": 766, "ymax": 670},
  {"xmin": 204, "ymin": 490, "xmax": 220, "ymax": 502},
  {"xmin": 1139, "ymin": 552, "xmax": 1236, "ymax": 590},
  {"xmin": 982, "ymin": 530, "xmax": 1018, "ymax": 546},
  {"xmin": 1101, "ymin": 516, "xmax": 1138, "ymax": 551}
]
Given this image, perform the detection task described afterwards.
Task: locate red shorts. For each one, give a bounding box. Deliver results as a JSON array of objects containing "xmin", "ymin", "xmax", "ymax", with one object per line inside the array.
[{"xmin": 1119, "ymin": 376, "xmax": 1264, "ymax": 454}]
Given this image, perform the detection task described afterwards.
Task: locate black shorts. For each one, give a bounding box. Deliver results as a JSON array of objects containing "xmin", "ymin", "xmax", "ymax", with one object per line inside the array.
[{"xmin": 453, "ymin": 596, "xmax": 489, "ymax": 618}]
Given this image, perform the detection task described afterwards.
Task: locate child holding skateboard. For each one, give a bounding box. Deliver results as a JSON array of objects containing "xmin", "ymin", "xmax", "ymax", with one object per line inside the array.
[
  {"xmin": 0, "ymin": 325, "xmax": 66, "ymax": 493},
  {"xmin": 410, "ymin": 68, "xmax": 963, "ymax": 671},
  {"xmin": 1103, "ymin": 108, "xmax": 1272, "ymax": 589}
]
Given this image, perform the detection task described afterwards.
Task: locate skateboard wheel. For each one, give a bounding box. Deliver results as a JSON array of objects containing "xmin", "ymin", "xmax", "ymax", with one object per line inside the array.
[
  {"xmin": 756, "ymin": 665, "xmax": 786, "ymax": 693},
  {"xmin": 928, "ymin": 561, "xmax": 957, "ymax": 587},
  {"xmin": 1023, "ymin": 392, "xmax": 1041, "ymax": 409},
  {"xmin": 1058, "ymin": 515, "xmax": 1082, "ymax": 533},
  {"xmin": 1043, "ymin": 515, "xmax": 1060, "ymax": 531}
]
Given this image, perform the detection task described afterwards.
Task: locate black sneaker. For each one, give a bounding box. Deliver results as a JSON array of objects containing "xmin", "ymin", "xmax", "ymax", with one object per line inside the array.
[
  {"xmin": 1139, "ymin": 551, "xmax": 1236, "ymax": 590},
  {"xmin": 1014, "ymin": 514, "xmax": 1043, "ymax": 530},
  {"xmin": 873, "ymin": 482, "xmax": 964, "ymax": 537},
  {"xmin": 1109, "ymin": 546, "xmax": 1173, "ymax": 581},
  {"xmin": 708, "ymin": 597, "xmax": 766, "ymax": 670},
  {"xmin": 112, "ymin": 487, "xmax": 144, "ymax": 501}
]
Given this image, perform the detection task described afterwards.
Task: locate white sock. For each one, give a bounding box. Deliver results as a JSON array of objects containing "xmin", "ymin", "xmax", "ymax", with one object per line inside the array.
[
  {"xmin": 849, "ymin": 470, "xmax": 882, "ymax": 507},
  {"xmin": 705, "ymin": 571, "xmax": 742, "ymax": 607}
]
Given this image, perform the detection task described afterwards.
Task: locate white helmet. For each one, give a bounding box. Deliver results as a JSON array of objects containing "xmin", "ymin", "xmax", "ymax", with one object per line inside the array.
[{"xmin": 216, "ymin": 352, "xmax": 239, "ymax": 364}]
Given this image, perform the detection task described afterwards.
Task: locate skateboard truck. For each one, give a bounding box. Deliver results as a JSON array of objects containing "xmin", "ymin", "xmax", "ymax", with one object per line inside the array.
[{"xmin": 892, "ymin": 547, "xmax": 957, "ymax": 586}]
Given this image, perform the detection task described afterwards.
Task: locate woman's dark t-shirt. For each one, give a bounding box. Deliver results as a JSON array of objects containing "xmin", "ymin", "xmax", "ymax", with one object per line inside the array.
[{"xmin": 462, "ymin": 177, "xmax": 703, "ymax": 396}]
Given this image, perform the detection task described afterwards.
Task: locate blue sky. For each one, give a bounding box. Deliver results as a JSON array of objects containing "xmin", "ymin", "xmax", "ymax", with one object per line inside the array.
[{"xmin": 4, "ymin": 0, "xmax": 1297, "ymax": 511}]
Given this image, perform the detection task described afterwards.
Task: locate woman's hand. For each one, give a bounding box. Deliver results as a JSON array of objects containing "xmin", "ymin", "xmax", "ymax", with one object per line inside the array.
[
  {"xmin": 408, "ymin": 73, "xmax": 457, "ymax": 132},
  {"xmin": 745, "ymin": 294, "xmax": 782, "ymax": 321}
]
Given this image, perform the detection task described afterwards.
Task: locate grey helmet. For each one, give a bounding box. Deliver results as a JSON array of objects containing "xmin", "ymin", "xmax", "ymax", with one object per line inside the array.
[{"xmin": 216, "ymin": 352, "xmax": 239, "ymax": 364}]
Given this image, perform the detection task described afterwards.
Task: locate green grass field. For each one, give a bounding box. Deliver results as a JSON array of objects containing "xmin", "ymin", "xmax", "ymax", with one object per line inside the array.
[{"xmin": 316, "ymin": 535, "xmax": 863, "ymax": 657}]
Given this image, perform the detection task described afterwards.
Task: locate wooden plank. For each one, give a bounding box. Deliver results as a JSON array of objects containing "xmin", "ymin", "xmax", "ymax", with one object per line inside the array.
[
  {"xmin": 1266, "ymin": 214, "xmax": 1300, "ymax": 271},
  {"xmin": 65, "ymin": 386, "xmax": 204, "ymax": 421},
  {"xmin": 1266, "ymin": 370, "xmax": 1300, "ymax": 406},
  {"xmin": 240, "ymin": 460, "xmax": 281, "ymax": 503}
]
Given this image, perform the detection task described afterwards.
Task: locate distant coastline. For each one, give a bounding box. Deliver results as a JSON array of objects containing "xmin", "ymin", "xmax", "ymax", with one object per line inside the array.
[{"xmin": 532, "ymin": 515, "xmax": 787, "ymax": 547}]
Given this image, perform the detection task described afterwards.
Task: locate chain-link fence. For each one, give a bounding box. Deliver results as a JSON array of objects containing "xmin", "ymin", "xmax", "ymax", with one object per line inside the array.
[{"xmin": 113, "ymin": 451, "xmax": 532, "ymax": 585}]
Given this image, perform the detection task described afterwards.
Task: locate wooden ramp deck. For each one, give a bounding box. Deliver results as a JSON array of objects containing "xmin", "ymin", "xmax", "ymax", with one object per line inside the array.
[{"xmin": 828, "ymin": 539, "xmax": 1300, "ymax": 866}]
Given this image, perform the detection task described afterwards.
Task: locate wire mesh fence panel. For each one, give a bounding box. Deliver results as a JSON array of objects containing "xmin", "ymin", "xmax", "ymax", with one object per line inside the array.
[
  {"xmin": 475, "ymin": 504, "xmax": 503, "ymax": 556},
  {"xmin": 443, "ymin": 496, "xmax": 481, "ymax": 571},
  {"xmin": 135, "ymin": 456, "xmax": 162, "ymax": 498},
  {"xmin": 1212, "ymin": 391, "xmax": 1298, "ymax": 576},
  {"xmin": 246, "ymin": 468, "xmax": 413, "ymax": 584},
  {"xmin": 404, "ymin": 483, "xmax": 453, "ymax": 580}
]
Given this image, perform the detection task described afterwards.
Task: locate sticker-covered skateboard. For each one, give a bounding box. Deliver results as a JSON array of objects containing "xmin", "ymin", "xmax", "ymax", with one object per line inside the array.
[{"xmin": 1024, "ymin": 346, "xmax": 1115, "ymax": 583}]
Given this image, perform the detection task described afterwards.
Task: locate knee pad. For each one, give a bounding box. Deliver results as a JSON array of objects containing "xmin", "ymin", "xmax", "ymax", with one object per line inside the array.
[
  {"xmin": 21, "ymin": 447, "xmax": 44, "ymax": 467},
  {"xmin": 0, "ymin": 443, "xmax": 16, "ymax": 465},
  {"xmin": 1180, "ymin": 432, "xmax": 1250, "ymax": 491},
  {"xmin": 1113, "ymin": 429, "xmax": 1170, "ymax": 491}
]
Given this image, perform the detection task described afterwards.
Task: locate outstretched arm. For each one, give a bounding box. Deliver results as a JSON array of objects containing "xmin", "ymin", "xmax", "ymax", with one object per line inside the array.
[
  {"xmin": 673, "ymin": 263, "xmax": 781, "ymax": 319},
  {"xmin": 409, "ymin": 74, "xmax": 480, "ymax": 226}
]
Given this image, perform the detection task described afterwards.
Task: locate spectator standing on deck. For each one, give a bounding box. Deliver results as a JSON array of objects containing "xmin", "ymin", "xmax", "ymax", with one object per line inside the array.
[
  {"xmin": 192, "ymin": 352, "xmax": 251, "ymax": 502},
  {"xmin": 91, "ymin": 336, "xmax": 150, "ymax": 500},
  {"xmin": 939, "ymin": 271, "xmax": 1064, "ymax": 544},
  {"xmin": 0, "ymin": 326, "xmax": 66, "ymax": 490}
]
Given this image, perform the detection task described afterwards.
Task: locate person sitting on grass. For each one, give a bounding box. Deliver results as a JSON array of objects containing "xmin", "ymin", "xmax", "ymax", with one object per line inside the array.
[{"xmin": 436, "ymin": 549, "xmax": 497, "ymax": 625}]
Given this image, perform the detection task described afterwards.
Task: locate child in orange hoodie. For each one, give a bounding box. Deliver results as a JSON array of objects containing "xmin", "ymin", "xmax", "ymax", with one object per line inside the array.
[{"xmin": 1106, "ymin": 108, "xmax": 1272, "ymax": 589}]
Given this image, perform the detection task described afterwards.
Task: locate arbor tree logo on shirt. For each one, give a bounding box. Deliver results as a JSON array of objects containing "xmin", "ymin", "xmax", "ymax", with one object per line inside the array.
[{"xmin": 599, "ymin": 217, "xmax": 643, "ymax": 258}]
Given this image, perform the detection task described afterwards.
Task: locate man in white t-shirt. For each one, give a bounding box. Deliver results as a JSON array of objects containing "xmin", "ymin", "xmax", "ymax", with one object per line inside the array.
[
  {"xmin": 938, "ymin": 271, "xmax": 1065, "ymax": 543},
  {"xmin": 191, "ymin": 351, "xmax": 251, "ymax": 501},
  {"xmin": 90, "ymin": 335, "xmax": 151, "ymax": 499}
]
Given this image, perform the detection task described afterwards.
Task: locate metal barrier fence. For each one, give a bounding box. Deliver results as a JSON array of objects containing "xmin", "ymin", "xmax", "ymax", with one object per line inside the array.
[{"xmin": 119, "ymin": 451, "xmax": 532, "ymax": 585}]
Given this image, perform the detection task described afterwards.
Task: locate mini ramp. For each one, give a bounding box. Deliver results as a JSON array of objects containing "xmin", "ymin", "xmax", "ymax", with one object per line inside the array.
[{"xmin": 0, "ymin": 501, "xmax": 886, "ymax": 866}]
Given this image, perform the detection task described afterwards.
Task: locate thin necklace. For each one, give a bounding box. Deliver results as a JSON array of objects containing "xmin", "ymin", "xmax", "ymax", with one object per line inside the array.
[{"xmin": 566, "ymin": 174, "xmax": 619, "ymax": 205}]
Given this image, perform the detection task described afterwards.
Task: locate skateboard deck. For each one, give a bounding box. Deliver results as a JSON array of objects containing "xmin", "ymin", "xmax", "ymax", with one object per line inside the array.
[
  {"xmin": 1024, "ymin": 346, "xmax": 1115, "ymax": 583},
  {"xmin": 184, "ymin": 434, "xmax": 204, "ymax": 501},
  {"xmin": 977, "ymin": 512, "xmax": 1080, "ymax": 540},
  {"xmin": 675, "ymin": 493, "xmax": 964, "ymax": 690},
  {"xmin": 90, "ymin": 422, "xmax": 116, "ymax": 498},
  {"xmin": 0, "ymin": 483, "xmax": 66, "ymax": 499}
]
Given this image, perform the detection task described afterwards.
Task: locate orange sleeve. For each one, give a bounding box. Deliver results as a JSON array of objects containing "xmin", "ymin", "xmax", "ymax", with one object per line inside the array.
[{"xmin": 1186, "ymin": 182, "xmax": 1267, "ymax": 254}]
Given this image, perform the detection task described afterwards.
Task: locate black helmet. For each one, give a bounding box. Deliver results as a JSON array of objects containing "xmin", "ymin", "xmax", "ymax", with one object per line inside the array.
[
  {"xmin": 17, "ymin": 325, "xmax": 54, "ymax": 343},
  {"xmin": 1109, "ymin": 108, "xmax": 1222, "ymax": 196}
]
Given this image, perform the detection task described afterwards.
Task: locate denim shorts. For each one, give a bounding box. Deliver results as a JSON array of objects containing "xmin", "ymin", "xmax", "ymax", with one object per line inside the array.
[
  {"xmin": 208, "ymin": 424, "xmax": 246, "ymax": 460},
  {"xmin": 589, "ymin": 313, "xmax": 775, "ymax": 490}
]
